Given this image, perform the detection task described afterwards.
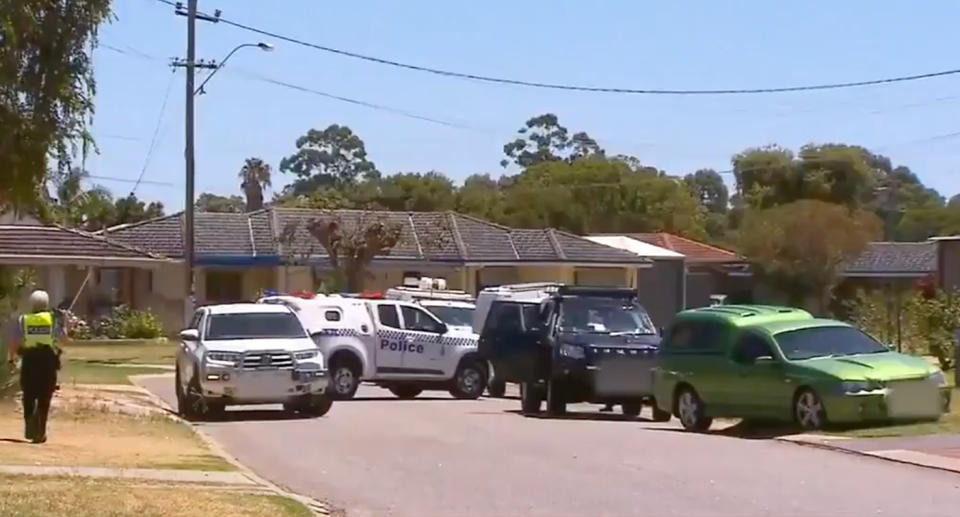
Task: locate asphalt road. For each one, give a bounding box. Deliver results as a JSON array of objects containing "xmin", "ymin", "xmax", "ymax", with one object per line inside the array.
[{"xmin": 139, "ymin": 377, "xmax": 960, "ymax": 517}]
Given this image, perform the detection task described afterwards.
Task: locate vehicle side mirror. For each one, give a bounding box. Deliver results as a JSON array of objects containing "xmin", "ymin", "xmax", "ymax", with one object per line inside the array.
[
  {"xmin": 436, "ymin": 323, "xmax": 449, "ymax": 334},
  {"xmin": 754, "ymin": 355, "xmax": 776, "ymax": 365},
  {"xmin": 179, "ymin": 329, "xmax": 199, "ymax": 341}
]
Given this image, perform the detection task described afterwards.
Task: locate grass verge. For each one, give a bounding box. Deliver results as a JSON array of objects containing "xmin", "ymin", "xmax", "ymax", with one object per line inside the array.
[
  {"xmin": 0, "ymin": 400, "xmax": 232, "ymax": 471},
  {"xmin": 827, "ymin": 388, "xmax": 960, "ymax": 438},
  {"xmin": 0, "ymin": 475, "xmax": 313, "ymax": 517}
]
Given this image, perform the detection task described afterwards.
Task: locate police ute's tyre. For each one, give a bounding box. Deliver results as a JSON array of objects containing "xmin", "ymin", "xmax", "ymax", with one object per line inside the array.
[
  {"xmin": 520, "ymin": 382, "xmax": 542, "ymax": 414},
  {"xmin": 300, "ymin": 394, "xmax": 333, "ymax": 418},
  {"xmin": 449, "ymin": 360, "xmax": 486, "ymax": 400},
  {"xmin": 621, "ymin": 402, "xmax": 642, "ymax": 418},
  {"xmin": 329, "ymin": 359, "xmax": 360, "ymax": 400},
  {"xmin": 389, "ymin": 385, "xmax": 423, "ymax": 399}
]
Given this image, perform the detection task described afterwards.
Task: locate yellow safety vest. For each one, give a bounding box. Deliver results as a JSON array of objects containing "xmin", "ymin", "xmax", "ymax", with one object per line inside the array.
[{"xmin": 22, "ymin": 311, "xmax": 55, "ymax": 350}]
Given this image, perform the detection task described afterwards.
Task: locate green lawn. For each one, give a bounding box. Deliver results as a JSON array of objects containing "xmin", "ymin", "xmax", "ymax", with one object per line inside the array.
[
  {"xmin": 56, "ymin": 339, "xmax": 175, "ymax": 385},
  {"xmin": 60, "ymin": 360, "xmax": 170, "ymax": 386},
  {"xmin": 63, "ymin": 339, "xmax": 176, "ymax": 366}
]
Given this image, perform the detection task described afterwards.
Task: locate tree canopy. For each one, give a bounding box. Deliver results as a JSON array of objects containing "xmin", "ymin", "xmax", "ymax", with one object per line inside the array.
[
  {"xmin": 738, "ymin": 200, "xmax": 881, "ymax": 313},
  {"xmin": 1, "ymin": 0, "xmax": 113, "ymax": 210},
  {"xmin": 279, "ymin": 124, "xmax": 379, "ymax": 198},
  {"xmin": 196, "ymin": 193, "xmax": 245, "ymax": 213}
]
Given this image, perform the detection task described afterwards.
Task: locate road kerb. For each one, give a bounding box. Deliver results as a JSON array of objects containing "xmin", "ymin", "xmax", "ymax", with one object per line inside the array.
[
  {"xmin": 776, "ymin": 434, "xmax": 960, "ymax": 475},
  {"xmin": 130, "ymin": 375, "xmax": 339, "ymax": 517}
]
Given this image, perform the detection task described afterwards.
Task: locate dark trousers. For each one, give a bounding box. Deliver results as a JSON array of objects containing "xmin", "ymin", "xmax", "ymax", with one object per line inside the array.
[{"xmin": 20, "ymin": 346, "xmax": 58, "ymax": 440}]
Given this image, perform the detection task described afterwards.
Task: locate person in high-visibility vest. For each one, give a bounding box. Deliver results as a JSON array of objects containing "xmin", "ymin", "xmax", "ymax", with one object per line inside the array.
[{"xmin": 7, "ymin": 290, "xmax": 63, "ymax": 444}]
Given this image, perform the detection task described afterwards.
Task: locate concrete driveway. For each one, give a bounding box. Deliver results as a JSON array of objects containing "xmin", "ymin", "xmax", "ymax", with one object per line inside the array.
[{"xmin": 138, "ymin": 377, "xmax": 960, "ymax": 517}]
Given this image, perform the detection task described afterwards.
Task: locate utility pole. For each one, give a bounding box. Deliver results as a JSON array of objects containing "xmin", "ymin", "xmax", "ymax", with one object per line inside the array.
[{"xmin": 170, "ymin": 1, "xmax": 219, "ymax": 323}]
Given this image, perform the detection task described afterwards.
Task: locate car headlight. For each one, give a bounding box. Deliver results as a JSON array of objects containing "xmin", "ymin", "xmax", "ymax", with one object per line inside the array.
[
  {"xmin": 294, "ymin": 350, "xmax": 319, "ymax": 361},
  {"xmin": 206, "ymin": 351, "xmax": 241, "ymax": 366},
  {"xmin": 841, "ymin": 381, "xmax": 870, "ymax": 394},
  {"xmin": 559, "ymin": 343, "xmax": 586, "ymax": 360},
  {"xmin": 929, "ymin": 371, "xmax": 947, "ymax": 387}
]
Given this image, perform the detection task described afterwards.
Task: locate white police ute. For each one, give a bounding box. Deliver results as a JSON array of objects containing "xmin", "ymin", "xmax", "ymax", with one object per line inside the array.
[
  {"xmin": 258, "ymin": 294, "xmax": 485, "ymax": 401},
  {"xmin": 176, "ymin": 303, "xmax": 330, "ymax": 420}
]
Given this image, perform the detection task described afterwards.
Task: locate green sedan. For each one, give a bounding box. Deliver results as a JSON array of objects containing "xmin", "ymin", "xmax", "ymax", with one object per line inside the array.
[{"xmin": 653, "ymin": 305, "xmax": 952, "ymax": 431}]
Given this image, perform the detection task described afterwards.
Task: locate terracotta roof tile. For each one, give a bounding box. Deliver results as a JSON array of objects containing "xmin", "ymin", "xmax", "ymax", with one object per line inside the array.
[{"xmin": 628, "ymin": 233, "xmax": 740, "ymax": 263}]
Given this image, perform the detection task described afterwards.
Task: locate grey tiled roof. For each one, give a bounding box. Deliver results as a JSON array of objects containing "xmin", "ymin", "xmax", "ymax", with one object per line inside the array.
[
  {"xmin": 844, "ymin": 242, "xmax": 937, "ymax": 275},
  {"xmin": 104, "ymin": 208, "xmax": 650, "ymax": 265},
  {"xmin": 0, "ymin": 225, "xmax": 159, "ymax": 259}
]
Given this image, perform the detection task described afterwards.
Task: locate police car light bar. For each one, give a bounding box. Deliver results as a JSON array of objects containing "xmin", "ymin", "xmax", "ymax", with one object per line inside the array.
[
  {"xmin": 480, "ymin": 282, "xmax": 562, "ymax": 293},
  {"xmin": 384, "ymin": 286, "xmax": 475, "ymax": 302}
]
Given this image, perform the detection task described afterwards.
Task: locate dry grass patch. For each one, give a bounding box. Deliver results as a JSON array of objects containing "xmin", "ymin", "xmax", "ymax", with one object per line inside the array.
[
  {"xmin": 0, "ymin": 398, "xmax": 231, "ymax": 471},
  {"xmin": 0, "ymin": 475, "xmax": 312, "ymax": 517}
]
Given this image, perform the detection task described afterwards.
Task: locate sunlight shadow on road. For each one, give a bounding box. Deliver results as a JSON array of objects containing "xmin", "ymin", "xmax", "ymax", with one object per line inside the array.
[{"xmin": 499, "ymin": 408, "xmax": 659, "ymax": 424}]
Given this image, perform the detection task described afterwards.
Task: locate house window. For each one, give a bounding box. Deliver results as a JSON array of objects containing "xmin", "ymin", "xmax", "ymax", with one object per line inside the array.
[{"xmin": 205, "ymin": 271, "xmax": 244, "ymax": 303}]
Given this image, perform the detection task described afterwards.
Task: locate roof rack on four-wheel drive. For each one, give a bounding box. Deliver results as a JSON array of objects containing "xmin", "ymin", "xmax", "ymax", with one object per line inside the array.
[
  {"xmin": 384, "ymin": 286, "xmax": 475, "ymax": 303},
  {"xmin": 556, "ymin": 286, "xmax": 637, "ymax": 298}
]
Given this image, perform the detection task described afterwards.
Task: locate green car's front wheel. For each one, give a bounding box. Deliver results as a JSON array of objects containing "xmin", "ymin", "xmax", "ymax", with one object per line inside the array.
[
  {"xmin": 794, "ymin": 388, "xmax": 827, "ymax": 430},
  {"xmin": 676, "ymin": 387, "xmax": 712, "ymax": 432}
]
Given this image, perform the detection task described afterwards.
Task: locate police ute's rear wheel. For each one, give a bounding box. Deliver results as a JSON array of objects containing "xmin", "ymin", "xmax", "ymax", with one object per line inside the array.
[
  {"xmin": 389, "ymin": 385, "xmax": 423, "ymax": 399},
  {"xmin": 329, "ymin": 359, "xmax": 360, "ymax": 400},
  {"xmin": 449, "ymin": 360, "xmax": 486, "ymax": 399},
  {"xmin": 520, "ymin": 382, "xmax": 542, "ymax": 415}
]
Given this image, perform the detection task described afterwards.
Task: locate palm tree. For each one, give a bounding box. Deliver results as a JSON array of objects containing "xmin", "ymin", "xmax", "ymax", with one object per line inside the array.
[
  {"xmin": 51, "ymin": 168, "xmax": 115, "ymax": 230},
  {"xmin": 239, "ymin": 158, "xmax": 272, "ymax": 212}
]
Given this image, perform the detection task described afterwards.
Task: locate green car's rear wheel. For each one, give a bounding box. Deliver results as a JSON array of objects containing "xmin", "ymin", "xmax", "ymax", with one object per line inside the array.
[{"xmin": 794, "ymin": 388, "xmax": 827, "ymax": 430}]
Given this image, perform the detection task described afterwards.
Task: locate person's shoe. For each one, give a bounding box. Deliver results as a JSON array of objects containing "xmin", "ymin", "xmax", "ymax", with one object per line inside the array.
[
  {"xmin": 31, "ymin": 435, "xmax": 46, "ymax": 444},
  {"xmin": 24, "ymin": 419, "xmax": 35, "ymax": 442}
]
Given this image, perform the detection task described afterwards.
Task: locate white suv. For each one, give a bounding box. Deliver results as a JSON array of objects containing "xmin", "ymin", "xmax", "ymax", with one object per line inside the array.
[
  {"xmin": 176, "ymin": 303, "xmax": 330, "ymax": 419},
  {"xmin": 258, "ymin": 295, "xmax": 485, "ymax": 400}
]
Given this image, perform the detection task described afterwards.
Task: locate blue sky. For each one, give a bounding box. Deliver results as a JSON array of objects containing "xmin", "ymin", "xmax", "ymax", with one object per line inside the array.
[{"xmin": 88, "ymin": 0, "xmax": 960, "ymax": 211}]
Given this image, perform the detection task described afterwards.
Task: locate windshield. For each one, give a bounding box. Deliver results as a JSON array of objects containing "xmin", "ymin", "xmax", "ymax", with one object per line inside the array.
[
  {"xmin": 557, "ymin": 297, "xmax": 655, "ymax": 335},
  {"xmin": 205, "ymin": 313, "xmax": 307, "ymax": 340},
  {"xmin": 775, "ymin": 326, "xmax": 888, "ymax": 360},
  {"xmin": 427, "ymin": 306, "xmax": 475, "ymax": 327}
]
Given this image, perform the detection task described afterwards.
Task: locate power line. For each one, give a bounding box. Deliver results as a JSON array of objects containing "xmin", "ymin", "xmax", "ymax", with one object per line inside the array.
[
  {"xmin": 131, "ymin": 70, "xmax": 178, "ymax": 194},
  {"xmin": 101, "ymin": 37, "xmax": 486, "ymax": 131},
  {"xmin": 229, "ymin": 68, "xmax": 479, "ymax": 130},
  {"xmin": 88, "ymin": 174, "xmax": 176, "ymax": 187},
  {"xmin": 146, "ymin": 0, "xmax": 960, "ymax": 96}
]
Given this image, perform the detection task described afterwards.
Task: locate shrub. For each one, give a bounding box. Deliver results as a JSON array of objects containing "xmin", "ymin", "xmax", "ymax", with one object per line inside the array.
[
  {"xmin": 845, "ymin": 287, "xmax": 960, "ymax": 370},
  {"xmin": 95, "ymin": 305, "xmax": 163, "ymax": 339}
]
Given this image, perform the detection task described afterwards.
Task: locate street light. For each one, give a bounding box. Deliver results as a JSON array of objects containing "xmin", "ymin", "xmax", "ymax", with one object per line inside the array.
[
  {"xmin": 194, "ymin": 42, "xmax": 274, "ymax": 95},
  {"xmin": 182, "ymin": 38, "xmax": 272, "ymax": 323}
]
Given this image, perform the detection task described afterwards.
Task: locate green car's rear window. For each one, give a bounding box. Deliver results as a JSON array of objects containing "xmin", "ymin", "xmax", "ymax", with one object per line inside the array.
[{"xmin": 662, "ymin": 320, "xmax": 728, "ymax": 354}]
